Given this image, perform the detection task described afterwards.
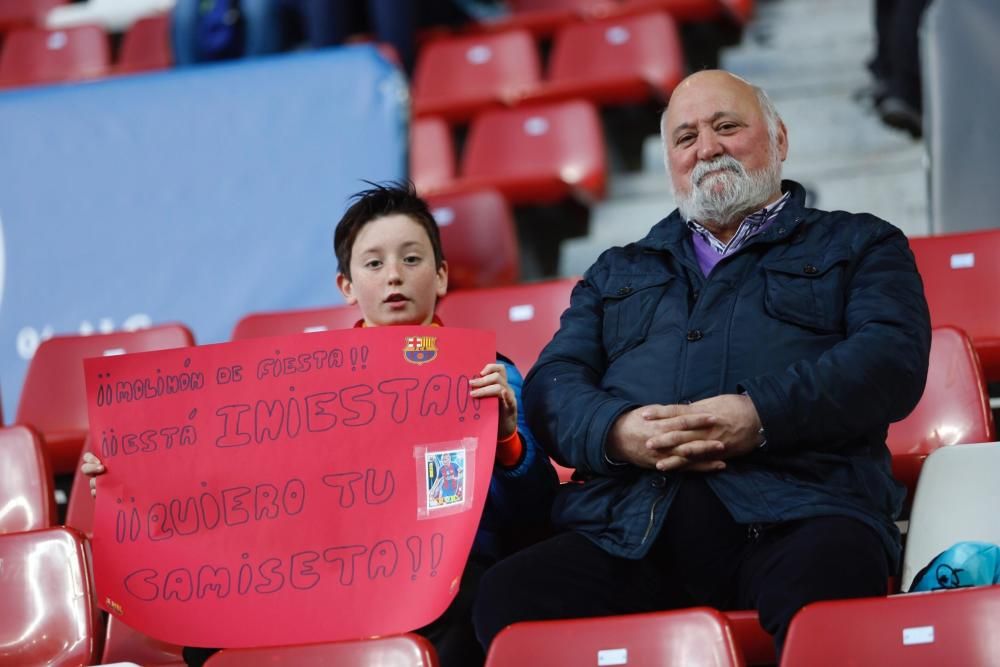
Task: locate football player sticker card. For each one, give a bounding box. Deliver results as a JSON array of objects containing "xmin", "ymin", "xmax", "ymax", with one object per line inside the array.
[{"xmin": 426, "ymin": 449, "xmax": 466, "ymax": 510}]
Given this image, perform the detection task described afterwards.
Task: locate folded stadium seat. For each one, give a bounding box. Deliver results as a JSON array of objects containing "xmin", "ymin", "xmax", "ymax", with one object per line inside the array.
[
  {"xmin": 115, "ymin": 12, "xmax": 172, "ymax": 75},
  {"xmin": 780, "ymin": 586, "xmax": 1000, "ymax": 666},
  {"xmin": 0, "ymin": 0, "xmax": 64, "ymax": 33},
  {"xmin": 101, "ymin": 615, "xmax": 186, "ymax": 667},
  {"xmin": 0, "ymin": 425, "xmax": 56, "ymax": 534},
  {"xmin": 15, "ymin": 324, "xmax": 195, "ymax": 475},
  {"xmin": 231, "ymin": 304, "xmax": 362, "ymax": 340},
  {"xmin": 909, "ymin": 229, "xmax": 1000, "ymax": 383},
  {"xmin": 435, "ymin": 277, "xmax": 577, "ymax": 373},
  {"xmin": 885, "ymin": 325, "xmax": 995, "ymax": 511},
  {"xmin": 426, "ymin": 189, "xmax": 520, "ymax": 290},
  {"xmin": 0, "ymin": 24, "xmax": 111, "ymax": 88},
  {"xmin": 412, "ymin": 29, "xmax": 542, "ymax": 123},
  {"xmin": 0, "ymin": 527, "xmax": 102, "ymax": 665},
  {"xmin": 901, "ymin": 442, "xmax": 1000, "ymax": 591},
  {"xmin": 458, "ymin": 99, "xmax": 607, "ymax": 204},
  {"xmin": 617, "ymin": 0, "xmax": 722, "ymax": 22},
  {"xmin": 65, "ymin": 440, "xmax": 96, "ymax": 538},
  {"xmin": 203, "ymin": 633, "xmax": 439, "ymax": 666},
  {"xmin": 539, "ymin": 11, "xmax": 684, "ymax": 107},
  {"xmin": 484, "ymin": 608, "xmax": 745, "ymax": 666},
  {"xmin": 487, "ymin": 0, "xmax": 620, "ymax": 37},
  {"xmin": 411, "ymin": 116, "xmax": 457, "ymax": 195}
]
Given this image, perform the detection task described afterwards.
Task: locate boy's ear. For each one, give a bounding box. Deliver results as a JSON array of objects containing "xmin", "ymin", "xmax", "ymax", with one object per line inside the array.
[
  {"xmin": 436, "ymin": 260, "xmax": 449, "ymax": 299},
  {"xmin": 336, "ymin": 273, "xmax": 358, "ymax": 305}
]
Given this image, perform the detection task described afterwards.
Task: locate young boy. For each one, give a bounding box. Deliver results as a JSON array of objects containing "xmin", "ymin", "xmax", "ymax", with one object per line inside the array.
[{"xmin": 84, "ymin": 181, "xmax": 557, "ymax": 666}]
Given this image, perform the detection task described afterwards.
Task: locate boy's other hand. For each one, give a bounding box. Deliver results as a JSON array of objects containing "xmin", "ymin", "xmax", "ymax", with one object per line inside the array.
[
  {"xmin": 81, "ymin": 451, "xmax": 106, "ymax": 498},
  {"xmin": 470, "ymin": 362, "xmax": 518, "ymax": 441}
]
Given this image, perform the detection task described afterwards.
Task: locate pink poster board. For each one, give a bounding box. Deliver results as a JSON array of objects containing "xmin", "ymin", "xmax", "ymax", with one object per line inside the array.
[{"xmin": 84, "ymin": 326, "xmax": 497, "ymax": 647}]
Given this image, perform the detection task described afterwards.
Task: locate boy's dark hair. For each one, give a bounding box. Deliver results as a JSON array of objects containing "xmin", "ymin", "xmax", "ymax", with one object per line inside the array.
[{"xmin": 334, "ymin": 181, "xmax": 445, "ymax": 280}]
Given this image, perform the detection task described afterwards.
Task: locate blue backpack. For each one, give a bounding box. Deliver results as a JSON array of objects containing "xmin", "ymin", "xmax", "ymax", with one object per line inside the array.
[
  {"xmin": 909, "ymin": 541, "xmax": 1000, "ymax": 592},
  {"xmin": 195, "ymin": 0, "xmax": 245, "ymax": 61}
]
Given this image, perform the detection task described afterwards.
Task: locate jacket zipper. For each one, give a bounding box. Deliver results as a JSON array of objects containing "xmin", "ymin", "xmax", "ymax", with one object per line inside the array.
[{"xmin": 640, "ymin": 494, "xmax": 664, "ymax": 546}]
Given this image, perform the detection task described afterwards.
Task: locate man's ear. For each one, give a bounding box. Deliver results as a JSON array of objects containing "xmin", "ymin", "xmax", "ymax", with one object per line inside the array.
[
  {"xmin": 776, "ymin": 119, "xmax": 789, "ymax": 162},
  {"xmin": 336, "ymin": 273, "xmax": 357, "ymax": 305}
]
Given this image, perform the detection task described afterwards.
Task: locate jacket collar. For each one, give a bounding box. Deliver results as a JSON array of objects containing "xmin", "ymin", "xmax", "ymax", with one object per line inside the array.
[{"xmin": 636, "ymin": 179, "xmax": 808, "ymax": 256}]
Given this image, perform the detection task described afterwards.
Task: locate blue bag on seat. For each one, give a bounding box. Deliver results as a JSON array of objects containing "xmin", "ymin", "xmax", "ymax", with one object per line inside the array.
[{"xmin": 909, "ymin": 541, "xmax": 1000, "ymax": 591}]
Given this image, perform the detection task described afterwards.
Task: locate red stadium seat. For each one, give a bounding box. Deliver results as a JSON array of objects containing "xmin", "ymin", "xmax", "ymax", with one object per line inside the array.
[
  {"xmin": 0, "ymin": 0, "xmax": 64, "ymax": 32},
  {"xmin": 724, "ymin": 611, "xmax": 775, "ymax": 667},
  {"xmin": 65, "ymin": 440, "xmax": 96, "ymax": 538},
  {"xmin": 909, "ymin": 229, "xmax": 1000, "ymax": 383},
  {"xmin": 0, "ymin": 425, "xmax": 56, "ymax": 534},
  {"xmin": 231, "ymin": 304, "xmax": 362, "ymax": 340},
  {"xmin": 459, "ymin": 99, "xmax": 606, "ymax": 204},
  {"xmin": 484, "ymin": 608, "xmax": 745, "ymax": 666},
  {"xmin": 411, "ymin": 116, "xmax": 457, "ymax": 195},
  {"xmin": 0, "ymin": 24, "xmax": 111, "ymax": 88},
  {"xmin": 412, "ymin": 30, "xmax": 542, "ymax": 122},
  {"xmin": 436, "ymin": 277, "xmax": 577, "ymax": 373},
  {"xmin": 426, "ymin": 189, "xmax": 520, "ymax": 290},
  {"xmin": 15, "ymin": 324, "xmax": 195, "ymax": 474},
  {"xmin": 780, "ymin": 587, "xmax": 1000, "ymax": 667},
  {"xmin": 204, "ymin": 633, "xmax": 439, "ymax": 666},
  {"xmin": 101, "ymin": 615, "xmax": 186, "ymax": 667},
  {"xmin": 116, "ymin": 12, "xmax": 172, "ymax": 75},
  {"xmin": 886, "ymin": 326, "xmax": 995, "ymax": 505},
  {"xmin": 618, "ymin": 0, "xmax": 722, "ymax": 22},
  {"xmin": 542, "ymin": 11, "xmax": 684, "ymax": 106},
  {"xmin": 0, "ymin": 527, "xmax": 102, "ymax": 666}
]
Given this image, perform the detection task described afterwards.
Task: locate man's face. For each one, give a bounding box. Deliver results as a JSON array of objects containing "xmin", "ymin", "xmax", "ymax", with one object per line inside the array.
[
  {"xmin": 336, "ymin": 214, "xmax": 448, "ymax": 327},
  {"xmin": 663, "ymin": 72, "xmax": 787, "ymax": 225}
]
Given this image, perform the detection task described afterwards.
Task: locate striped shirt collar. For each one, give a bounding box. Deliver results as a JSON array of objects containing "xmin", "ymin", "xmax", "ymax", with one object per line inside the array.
[{"xmin": 686, "ymin": 191, "xmax": 791, "ymax": 256}]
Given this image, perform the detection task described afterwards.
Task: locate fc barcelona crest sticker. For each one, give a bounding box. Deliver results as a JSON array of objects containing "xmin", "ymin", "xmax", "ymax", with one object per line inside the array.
[{"xmin": 404, "ymin": 335, "xmax": 438, "ymax": 365}]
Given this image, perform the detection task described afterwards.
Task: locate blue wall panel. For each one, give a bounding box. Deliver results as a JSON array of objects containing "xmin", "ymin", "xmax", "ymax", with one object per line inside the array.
[{"xmin": 0, "ymin": 45, "xmax": 408, "ymax": 418}]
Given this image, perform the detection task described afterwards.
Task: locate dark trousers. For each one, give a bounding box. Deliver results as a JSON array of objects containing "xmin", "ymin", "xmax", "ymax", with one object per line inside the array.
[{"xmin": 472, "ymin": 476, "xmax": 889, "ymax": 656}]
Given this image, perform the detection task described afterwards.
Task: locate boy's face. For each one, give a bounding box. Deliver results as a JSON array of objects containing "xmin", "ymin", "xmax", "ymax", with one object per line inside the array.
[{"xmin": 336, "ymin": 214, "xmax": 448, "ymax": 327}]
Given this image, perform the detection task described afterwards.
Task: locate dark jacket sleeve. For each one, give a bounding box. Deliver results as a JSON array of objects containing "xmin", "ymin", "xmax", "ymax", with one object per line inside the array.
[
  {"xmin": 522, "ymin": 258, "xmax": 639, "ymax": 476},
  {"xmin": 484, "ymin": 357, "xmax": 559, "ymax": 533},
  {"xmin": 740, "ymin": 218, "xmax": 932, "ymax": 451}
]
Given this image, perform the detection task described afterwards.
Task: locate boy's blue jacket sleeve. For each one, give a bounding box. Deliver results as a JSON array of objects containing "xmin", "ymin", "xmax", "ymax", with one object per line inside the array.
[{"xmin": 474, "ymin": 356, "xmax": 558, "ymax": 560}]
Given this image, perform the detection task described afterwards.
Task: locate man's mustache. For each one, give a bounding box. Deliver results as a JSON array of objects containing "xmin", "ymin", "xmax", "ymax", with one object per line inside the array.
[{"xmin": 692, "ymin": 156, "xmax": 745, "ymax": 186}]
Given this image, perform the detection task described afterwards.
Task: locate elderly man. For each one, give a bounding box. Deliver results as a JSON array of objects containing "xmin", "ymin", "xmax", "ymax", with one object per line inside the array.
[{"xmin": 472, "ymin": 70, "xmax": 931, "ymax": 653}]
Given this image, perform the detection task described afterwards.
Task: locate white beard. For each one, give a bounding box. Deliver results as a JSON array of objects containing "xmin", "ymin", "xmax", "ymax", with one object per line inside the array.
[{"xmin": 674, "ymin": 152, "xmax": 783, "ymax": 227}]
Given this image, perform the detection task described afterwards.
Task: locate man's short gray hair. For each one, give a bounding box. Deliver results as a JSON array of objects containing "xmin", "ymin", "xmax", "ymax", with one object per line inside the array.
[{"xmin": 753, "ymin": 85, "xmax": 781, "ymax": 145}]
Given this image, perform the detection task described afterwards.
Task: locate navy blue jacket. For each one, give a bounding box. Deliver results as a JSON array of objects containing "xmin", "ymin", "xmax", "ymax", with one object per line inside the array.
[{"xmin": 523, "ymin": 181, "xmax": 931, "ymax": 569}]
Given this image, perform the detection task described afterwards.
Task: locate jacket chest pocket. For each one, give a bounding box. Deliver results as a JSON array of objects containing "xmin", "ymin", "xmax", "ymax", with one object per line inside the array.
[
  {"xmin": 762, "ymin": 257, "xmax": 849, "ymax": 334},
  {"xmin": 601, "ymin": 276, "xmax": 673, "ymax": 362}
]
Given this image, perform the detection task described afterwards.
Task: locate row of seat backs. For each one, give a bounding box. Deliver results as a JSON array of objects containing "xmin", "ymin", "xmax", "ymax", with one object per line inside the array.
[
  {"xmin": 489, "ymin": 579, "xmax": 1000, "ymax": 667},
  {"xmin": 412, "ymin": 11, "xmax": 685, "ymax": 122},
  {"xmin": 0, "ymin": 14, "xmax": 172, "ymax": 88}
]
